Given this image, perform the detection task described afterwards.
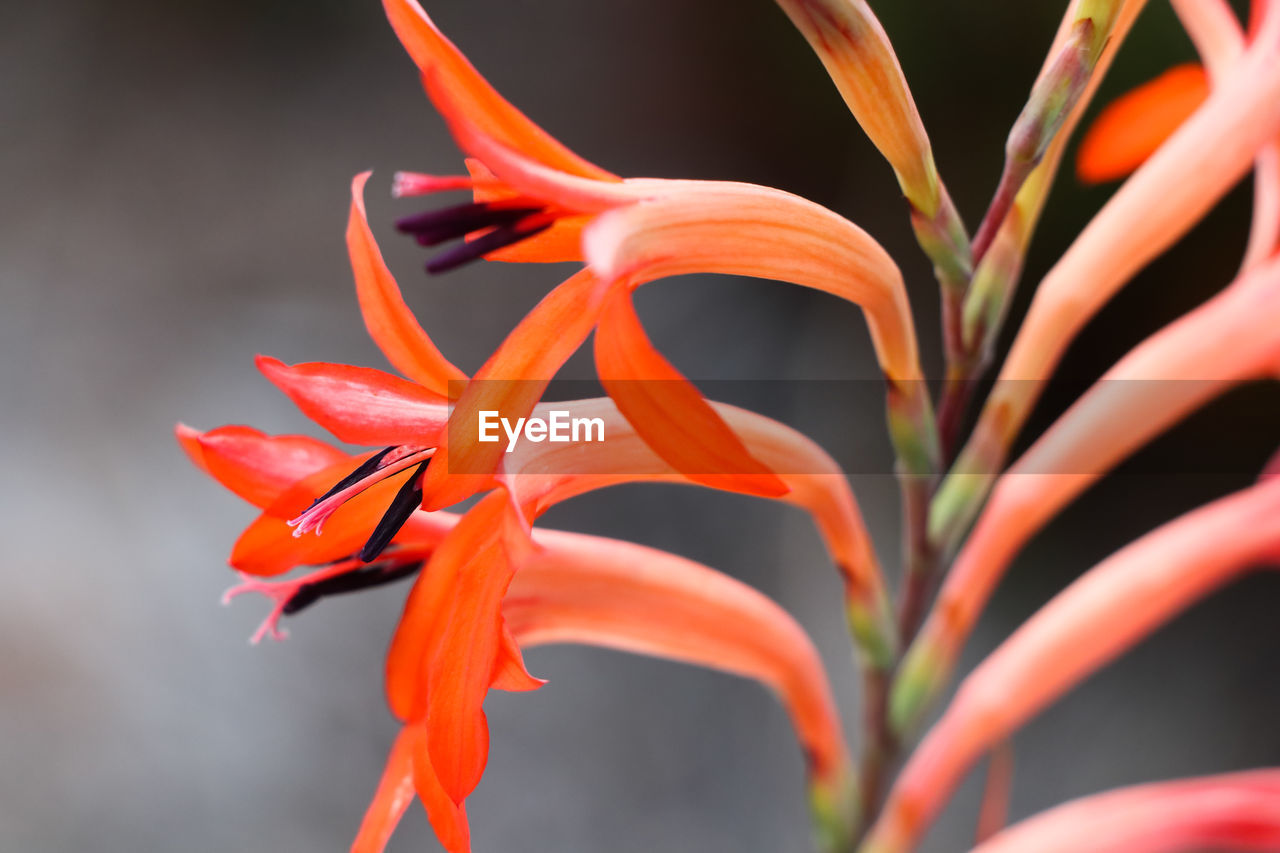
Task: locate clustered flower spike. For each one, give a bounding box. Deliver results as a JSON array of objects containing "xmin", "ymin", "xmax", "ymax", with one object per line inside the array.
[{"xmin": 177, "ymin": 0, "xmax": 1280, "ymax": 851}]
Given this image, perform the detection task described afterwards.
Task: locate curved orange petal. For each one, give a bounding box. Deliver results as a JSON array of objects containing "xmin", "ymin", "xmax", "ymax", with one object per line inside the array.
[
  {"xmin": 256, "ymin": 356, "xmax": 449, "ymax": 447},
  {"xmin": 582, "ymin": 182, "xmax": 922, "ymax": 383},
  {"xmin": 349, "ymin": 172, "xmax": 468, "ymax": 396},
  {"xmin": 408, "ymin": 724, "xmax": 473, "ymax": 853},
  {"xmin": 593, "ymin": 288, "xmax": 789, "ymax": 498},
  {"xmin": 382, "ymin": 0, "xmax": 614, "ymax": 181},
  {"xmin": 1077, "ymin": 64, "xmax": 1209, "ymax": 184},
  {"xmin": 352, "ymin": 727, "xmax": 419, "ymax": 853},
  {"xmin": 507, "ymin": 526, "xmax": 850, "ymax": 787},
  {"xmin": 424, "ymin": 540, "xmax": 511, "ymax": 803},
  {"xmin": 176, "ymin": 424, "xmax": 346, "ymax": 510},
  {"xmin": 420, "ymin": 270, "xmax": 615, "ymax": 510},
  {"xmin": 385, "ymin": 490, "xmax": 519, "ymax": 720}
]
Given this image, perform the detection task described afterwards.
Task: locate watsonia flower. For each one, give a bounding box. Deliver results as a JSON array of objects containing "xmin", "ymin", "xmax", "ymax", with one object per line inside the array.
[
  {"xmin": 380, "ymin": 0, "xmax": 940, "ymax": 485},
  {"xmin": 178, "ymin": 425, "xmax": 853, "ymax": 853}
]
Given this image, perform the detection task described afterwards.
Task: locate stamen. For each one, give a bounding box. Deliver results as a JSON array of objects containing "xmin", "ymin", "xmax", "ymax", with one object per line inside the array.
[
  {"xmin": 282, "ymin": 559, "xmax": 425, "ymax": 615},
  {"xmin": 289, "ymin": 446, "xmax": 432, "ymax": 538},
  {"xmin": 425, "ymin": 217, "xmax": 554, "ymax": 274},
  {"xmin": 396, "ymin": 202, "xmax": 542, "ymax": 247},
  {"xmin": 359, "ymin": 460, "xmax": 431, "ymax": 562}
]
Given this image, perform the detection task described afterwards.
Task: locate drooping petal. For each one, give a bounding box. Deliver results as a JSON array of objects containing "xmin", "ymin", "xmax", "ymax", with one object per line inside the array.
[
  {"xmin": 349, "ymin": 172, "xmax": 468, "ymax": 396},
  {"xmin": 582, "ymin": 182, "xmax": 922, "ymax": 383},
  {"xmin": 256, "ymin": 356, "xmax": 450, "ymax": 447},
  {"xmin": 420, "ymin": 270, "xmax": 616, "ymax": 511},
  {"xmin": 867, "ymin": 477, "xmax": 1280, "ymax": 853},
  {"xmin": 352, "ymin": 727, "xmax": 420, "ymax": 853},
  {"xmin": 506, "ymin": 525, "xmax": 851, "ymax": 787},
  {"xmin": 1077, "ymin": 64, "xmax": 1210, "ymax": 184},
  {"xmin": 175, "ymin": 424, "xmax": 346, "ymax": 510},
  {"xmin": 970, "ymin": 770, "xmax": 1280, "ymax": 853},
  {"xmin": 424, "ymin": 539, "xmax": 511, "ymax": 803},
  {"xmin": 592, "ymin": 287, "xmax": 789, "ymax": 498},
  {"xmin": 408, "ymin": 724, "xmax": 473, "ymax": 853},
  {"xmin": 385, "ymin": 490, "xmax": 524, "ymax": 720},
  {"xmin": 381, "ymin": 0, "xmax": 615, "ymax": 181}
]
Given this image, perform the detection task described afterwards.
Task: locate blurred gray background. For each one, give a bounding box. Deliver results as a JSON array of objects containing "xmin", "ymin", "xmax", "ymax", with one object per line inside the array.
[{"xmin": 3, "ymin": 0, "xmax": 1278, "ymax": 851}]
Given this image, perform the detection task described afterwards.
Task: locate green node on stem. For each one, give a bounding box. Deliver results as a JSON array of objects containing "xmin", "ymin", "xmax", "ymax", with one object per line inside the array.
[
  {"xmin": 888, "ymin": 636, "xmax": 947, "ymax": 739},
  {"xmin": 847, "ymin": 594, "xmax": 899, "ymax": 673},
  {"xmin": 809, "ymin": 768, "xmax": 860, "ymax": 853},
  {"xmin": 927, "ymin": 463, "xmax": 993, "ymax": 556}
]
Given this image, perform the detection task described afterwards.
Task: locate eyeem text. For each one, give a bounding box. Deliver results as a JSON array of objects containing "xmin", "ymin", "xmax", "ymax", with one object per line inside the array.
[{"xmin": 477, "ymin": 410, "xmax": 606, "ymax": 453}]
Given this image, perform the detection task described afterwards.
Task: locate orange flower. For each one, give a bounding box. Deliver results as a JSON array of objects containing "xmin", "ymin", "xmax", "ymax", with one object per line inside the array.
[
  {"xmin": 178, "ymin": 425, "xmax": 852, "ymax": 853},
  {"xmin": 379, "ymin": 0, "xmax": 937, "ymax": 493}
]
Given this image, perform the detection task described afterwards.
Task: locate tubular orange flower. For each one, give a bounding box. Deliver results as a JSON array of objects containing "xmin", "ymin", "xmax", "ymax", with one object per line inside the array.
[
  {"xmin": 377, "ymin": 0, "xmax": 938, "ymax": 491},
  {"xmin": 177, "ymin": 425, "xmax": 853, "ymax": 853},
  {"xmin": 970, "ymin": 770, "xmax": 1280, "ymax": 853},
  {"xmin": 896, "ymin": 253, "xmax": 1280, "ymax": 734},
  {"xmin": 862, "ymin": 475, "xmax": 1280, "ymax": 853}
]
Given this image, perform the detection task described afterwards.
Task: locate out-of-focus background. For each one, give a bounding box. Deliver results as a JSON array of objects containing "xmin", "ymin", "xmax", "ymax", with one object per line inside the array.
[{"xmin": 3, "ymin": 0, "xmax": 1278, "ymax": 850}]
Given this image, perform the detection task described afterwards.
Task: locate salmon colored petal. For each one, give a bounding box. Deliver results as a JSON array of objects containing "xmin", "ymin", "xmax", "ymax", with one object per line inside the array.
[
  {"xmin": 407, "ymin": 724, "xmax": 473, "ymax": 853},
  {"xmin": 176, "ymin": 424, "xmax": 347, "ymax": 509},
  {"xmin": 256, "ymin": 356, "xmax": 450, "ymax": 447},
  {"xmin": 493, "ymin": 395, "xmax": 893, "ymax": 664},
  {"xmin": 507, "ymin": 526, "xmax": 851, "ymax": 786},
  {"xmin": 386, "ymin": 490, "xmax": 520, "ymax": 720},
  {"xmin": 425, "ymin": 540, "xmax": 512, "ymax": 802},
  {"xmin": 592, "ymin": 288, "xmax": 789, "ymax": 499},
  {"xmin": 382, "ymin": 0, "xmax": 614, "ymax": 181},
  {"xmin": 232, "ymin": 471, "xmax": 413, "ymax": 576},
  {"xmin": 1077, "ymin": 64, "xmax": 1210, "ymax": 184},
  {"xmin": 583, "ymin": 183, "xmax": 922, "ymax": 383},
  {"xmin": 970, "ymin": 770, "xmax": 1280, "ymax": 853},
  {"xmin": 421, "ymin": 270, "xmax": 615, "ymax": 510},
  {"xmin": 867, "ymin": 477, "xmax": 1280, "ymax": 853},
  {"xmin": 444, "ymin": 112, "xmax": 642, "ymax": 213},
  {"xmin": 352, "ymin": 727, "xmax": 419, "ymax": 853},
  {"xmin": 349, "ymin": 172, "xmax": 468, "ymax": 396}
]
